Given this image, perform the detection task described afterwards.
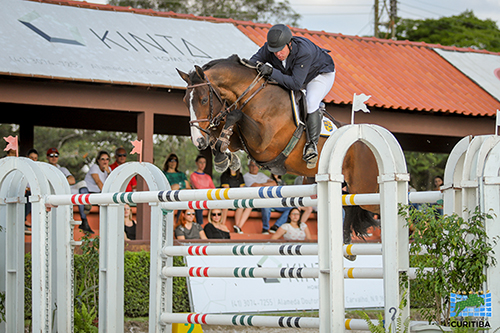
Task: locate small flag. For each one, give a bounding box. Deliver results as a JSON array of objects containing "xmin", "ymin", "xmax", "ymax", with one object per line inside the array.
[
  {"xmin": 496, "ymin": 109, "xmax": 500, "ymax": 136},
  {"xmin": 3, "ymin": 135, "xmax": 18, "ymax": 157},
  {"xmin": 351, "ymin": 93, "xmax": 372, "ymax": 124},
  {"xmin": 130, "ymin": 139, "xmax": 143, "ymax": 162}
]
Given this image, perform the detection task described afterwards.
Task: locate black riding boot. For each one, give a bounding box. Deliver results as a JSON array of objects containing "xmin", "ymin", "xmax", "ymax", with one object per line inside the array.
[
  {"xmin": 303, "ymin": 109, "xmax": 322, "ymax": 168},
  {"xmin": 79, "ymin": 217, "xmax": 95, "ymax": 234}
]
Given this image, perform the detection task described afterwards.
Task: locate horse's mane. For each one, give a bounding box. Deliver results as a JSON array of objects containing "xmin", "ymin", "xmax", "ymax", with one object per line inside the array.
[{"xmin": 201, "ymin": 54, "xmax": 242, "ymax": 71}]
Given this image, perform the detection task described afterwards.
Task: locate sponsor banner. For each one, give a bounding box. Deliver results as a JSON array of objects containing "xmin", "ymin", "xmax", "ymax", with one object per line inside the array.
[{"xmin": 186, "ymin": 254, "xmax": 383, "ymax": 313}]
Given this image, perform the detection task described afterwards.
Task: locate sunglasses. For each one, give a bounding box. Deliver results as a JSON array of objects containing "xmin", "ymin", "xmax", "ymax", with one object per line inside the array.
[
  {"xmin": 211, "ymin": 212, "xmax": 222, "ymax": 216},
  {"xmin": 117, "ymin": 154, "xmax": 126, "ymax": 157},
  {"xmin": 100, "ymin": 157, "xmax": 110, "ymax": 161},
  {"xmin": 185, "ymin": 212, "xmax": 195, "ymax": 216},
  {"xmin": 168, "ymin": 159, "xmax": 178, "ymax": 162},
  {"xmin": 48, "ymin": 153, "xmax": 59, "ymax": 157}
]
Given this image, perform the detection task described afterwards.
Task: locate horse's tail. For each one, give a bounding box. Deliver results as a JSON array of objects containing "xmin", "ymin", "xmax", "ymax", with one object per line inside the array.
[{"xmin": 343, "ymin": 206, "xmax": 380, "ymax": 243}]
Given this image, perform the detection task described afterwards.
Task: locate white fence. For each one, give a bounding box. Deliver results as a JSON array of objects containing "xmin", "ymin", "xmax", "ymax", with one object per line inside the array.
[{"xmin": 1, "ymin": 124, "xmax": 499, "ymax": 332}]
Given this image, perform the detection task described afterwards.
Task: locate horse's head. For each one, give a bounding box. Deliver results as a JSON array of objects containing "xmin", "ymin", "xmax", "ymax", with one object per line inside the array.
[{"xmin": 178, "ymin": 63, "xmax": 231, "ymax": 150}]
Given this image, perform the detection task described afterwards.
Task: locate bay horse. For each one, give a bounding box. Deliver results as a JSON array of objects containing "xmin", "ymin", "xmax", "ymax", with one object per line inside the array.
[{"xmin": 177, "ymin": 54, "xmax": 379, "ymax": 244}]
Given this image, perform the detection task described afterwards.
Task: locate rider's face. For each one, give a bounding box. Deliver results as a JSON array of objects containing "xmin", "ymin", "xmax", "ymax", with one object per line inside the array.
[{"xmin": 274, "ymin": 45, "xmax": 290, "ymax": 62}]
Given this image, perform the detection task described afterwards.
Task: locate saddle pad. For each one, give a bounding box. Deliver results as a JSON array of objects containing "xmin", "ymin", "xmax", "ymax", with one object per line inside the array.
[{"xmin": 290, "ymin": 91, "xmax": 337, "ymax": 138}]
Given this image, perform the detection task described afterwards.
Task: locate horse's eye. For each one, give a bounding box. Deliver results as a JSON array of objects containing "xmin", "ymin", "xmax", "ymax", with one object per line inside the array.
[{"xmin": 201, "ymin": 97, "xmax": 208, "ymax": 105}]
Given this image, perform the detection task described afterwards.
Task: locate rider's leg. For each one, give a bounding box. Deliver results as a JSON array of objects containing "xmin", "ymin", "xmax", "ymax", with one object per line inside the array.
[{"xmin": 303, "ymin": 71, "xmax": 335, "ymax": 168}]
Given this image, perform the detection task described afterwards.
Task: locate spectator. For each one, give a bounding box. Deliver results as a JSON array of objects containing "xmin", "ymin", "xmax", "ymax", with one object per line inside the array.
[
  {"xmin": 271, "ymin": 207, "xmax": 312, "ymax": 241},
  {"xmin": 46, "ymin": 148, "xmax": 76, "ymax": 185},
  {"xmin": 24, "ymin": 148, "xmax": 39, "ymax": 232},
  {"xmin": 204, "ymin": 209, "xmax": 231, "ymax": 239},
  {"xmin": 220, "ymin": 167, "xmax": 251, "ymax": 234},
  {"xmin": 433, "ymin": 175, "xmax": 444, "ymax": 215},
  {"xmin": 26, "ymin": 148, "xmax": 38, "ymax": 161},
  {"xmin": 174, "ymin": 209, "xmax": 207, "ymax": 240},
  {"xmin": 78, "ymin": 150, "xmax": 111, "ymax": 234},
  {"xmin": 243, "ymin": 160, "xmax": 291, "ymax": 234},
  {"xmin": 124, "ymin": 203, "xmax": 136, "ymax": 240},
  {"xmin": 190, "ymin": 155, "xmax": 215, "ymax": 224},
  {"xmin": 109, "ymin": 147, "xmax": 137, "ymax": 192},
  {"xmin": 294, "ymin": 176, "xmax": 315, "ymax": 224},
  {"xmin": 163, "ymin": 153, "xmax": 191, "ymax": 190}
]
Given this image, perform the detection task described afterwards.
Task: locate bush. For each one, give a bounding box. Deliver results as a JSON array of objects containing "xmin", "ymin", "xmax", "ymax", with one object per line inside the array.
[{"xmin": 23, "ymin": 249, "xmax": 190, "ymax": 320}]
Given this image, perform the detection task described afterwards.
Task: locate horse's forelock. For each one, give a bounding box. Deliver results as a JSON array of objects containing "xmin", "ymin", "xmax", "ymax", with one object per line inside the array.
[{"xmin": 188, "ymin": 70, "xmax": 204, "ymax": 85}]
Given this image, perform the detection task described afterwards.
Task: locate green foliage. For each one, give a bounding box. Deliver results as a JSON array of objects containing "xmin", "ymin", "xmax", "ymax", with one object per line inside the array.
[
  {"xmin": 356, "ymin": 290, "xmax": 410, "ymax": 333},
  {"xmin": 396, "ymin": 10, "xmax": 500, "ymax": 52},
  {"xmin": 109, "ymin": 0, "xmax": 300, "ymax": 26},
  {"xmin": 74, "ymin": 235, "xmax": 100, "ymax": 313},
  {"xmin": 23, "ymin": 249, "xmax": 190, "ymax": 320},
  {"xmin": 400, "ymin": 205, "xmax": 497, "ymax": 325},
  {"xmin": 74, "ymin": 303, "xmax": 98, "ymax": 333},
  {"xmin": 405, "ymin": 151, "xmax": 447, "ymax": 191}
]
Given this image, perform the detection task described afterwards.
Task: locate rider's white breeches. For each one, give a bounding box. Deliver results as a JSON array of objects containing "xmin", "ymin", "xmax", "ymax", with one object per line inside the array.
[{"xmin": 305, "ymin": 71, "xmax": 336, "ymax": 113}]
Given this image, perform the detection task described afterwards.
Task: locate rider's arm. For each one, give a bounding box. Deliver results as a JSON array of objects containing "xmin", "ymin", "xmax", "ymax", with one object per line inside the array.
[{"xmin": 270, "ymin": 51, "xmax": 313, "ymax": 91}]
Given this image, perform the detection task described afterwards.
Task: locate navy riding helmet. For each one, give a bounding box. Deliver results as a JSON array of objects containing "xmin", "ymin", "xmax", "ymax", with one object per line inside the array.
[{"xmin": 267, "ymin": 24, "xmax": 292, "ymax": 52}]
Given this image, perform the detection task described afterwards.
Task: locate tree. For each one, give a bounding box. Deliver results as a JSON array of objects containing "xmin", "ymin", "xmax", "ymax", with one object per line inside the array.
[
  {"xmin": 109, "ymin": 0, "xmax": 300, "ymax": 26},
  {"xmin": 396, "ymin": 10, "xmax": 500, "ymax": 52}
]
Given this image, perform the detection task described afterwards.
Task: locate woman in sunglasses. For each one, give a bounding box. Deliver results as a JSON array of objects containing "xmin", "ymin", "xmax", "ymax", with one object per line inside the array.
[
  {"xmin": 163, "ymin": 153, "xmax": 191, "ymax": 191},
  {"xmin": 174, "ymin": 209, "xmax": 207, "ymax": 240},
  {"xmin": 204, "ymin": 209, "xmax": 231, "ymax": 239}
]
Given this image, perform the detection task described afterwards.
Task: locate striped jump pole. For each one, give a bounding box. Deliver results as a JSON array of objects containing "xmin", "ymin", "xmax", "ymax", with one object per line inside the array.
[
  {"xmin": 162, "ymin": 266, "xmax": 420, "ymax": 279},
  {"xmin": 160, "ymin": 313, "xmax": 389, "ymax": 330},
  {"xmin": 162, "ymin": 243, "xmax": 383, "ymax": 257},
  {"xmin": 45, "ymin": 186, "xmax": 442, "ymax": 208},
  {"xmin": 45, "ymin": 184, "xmax": 317, "ymax": 206}
]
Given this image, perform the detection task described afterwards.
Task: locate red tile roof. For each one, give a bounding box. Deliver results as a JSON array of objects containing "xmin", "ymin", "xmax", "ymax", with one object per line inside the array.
[{"xmin": 29, "ymin": 0, "xmax": 500, "ymax": 117}]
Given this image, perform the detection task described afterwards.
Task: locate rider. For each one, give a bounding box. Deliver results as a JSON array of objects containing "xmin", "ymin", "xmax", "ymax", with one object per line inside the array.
[{"xmin": 250, "ymin": 24, "xmax": 335, "ymax": 168}]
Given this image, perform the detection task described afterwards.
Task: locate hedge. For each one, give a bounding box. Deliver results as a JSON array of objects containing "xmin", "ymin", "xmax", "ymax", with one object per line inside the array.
[{"xmin": 23, "ymin": 251, "xmax": 190, "ymax": 319}]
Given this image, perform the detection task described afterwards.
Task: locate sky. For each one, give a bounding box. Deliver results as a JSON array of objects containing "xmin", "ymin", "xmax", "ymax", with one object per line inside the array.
[
  {"xmin": 289, "ymin": 0, "xmax": 500, "ymax": 36},
  {"xmin": 81, "ymin": 0, "xmax": 500, "ymax": 37}
]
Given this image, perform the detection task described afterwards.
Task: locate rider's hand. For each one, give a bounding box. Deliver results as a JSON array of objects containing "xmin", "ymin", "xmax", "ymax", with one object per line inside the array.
[{"xmin": 256, "ymin": 62, "xmax": 273, "ymax": 77}]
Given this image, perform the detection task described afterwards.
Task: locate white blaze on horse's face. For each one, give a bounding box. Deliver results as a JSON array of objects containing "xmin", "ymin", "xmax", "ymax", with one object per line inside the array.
[{"xmin": 189, "ymin": 90, "xmax": 207, "ymax": 150}]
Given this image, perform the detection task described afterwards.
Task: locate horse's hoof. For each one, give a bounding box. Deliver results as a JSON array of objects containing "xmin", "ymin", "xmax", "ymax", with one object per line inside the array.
[
  {"xmin": 214, "ymin": 156, "xmax": 230, "ymax": 173},
  {"xmin": 344, "ymin": 254, "xmax": 357, "ymax": 261},
  {"xmin": 229, "ymin": 153, "xmax": 241, "ymax": 171},
  {"xmin": 306, "ymin": 158, "xmax": 317, "ymax": 169}
]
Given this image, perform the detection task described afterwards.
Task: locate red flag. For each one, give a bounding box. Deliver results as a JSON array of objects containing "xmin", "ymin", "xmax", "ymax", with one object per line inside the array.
[
  {"xmin": 130, "ymin": 139, "xmax": 143, "ymax": 162},
  {"xmin": 4, "ymin": 135, "xmax": 18, "ymax": 156}
]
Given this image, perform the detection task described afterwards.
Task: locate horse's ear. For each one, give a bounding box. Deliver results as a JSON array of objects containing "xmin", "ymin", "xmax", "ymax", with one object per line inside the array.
[
  {"xmin": 177, "ymin": 69, "xmax": 190, "ymax": 84},
  {"xmin": 194, "ymin": 65, "xmax": 206, "ymax": 81}
]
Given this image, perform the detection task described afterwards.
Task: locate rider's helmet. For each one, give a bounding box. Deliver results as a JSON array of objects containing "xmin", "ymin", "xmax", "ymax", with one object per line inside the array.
[{"xmin": 267, "ymin": 24, "xmax": 293, "ymax": 52}]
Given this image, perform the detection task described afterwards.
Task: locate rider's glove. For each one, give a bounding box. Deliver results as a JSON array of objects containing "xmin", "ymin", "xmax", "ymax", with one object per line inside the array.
[{"xmin": 256, "ymin": 62, "xmax": 273, "ymax": 78}]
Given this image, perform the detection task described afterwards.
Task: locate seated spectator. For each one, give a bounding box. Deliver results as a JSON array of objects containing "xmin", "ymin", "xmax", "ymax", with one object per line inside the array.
[
  {"xmin": 204, "ymin": 209, "xmax": 231, "ymax": 239},
  {"xmin": 294, "ymin": 176, "xmax": 315, "ymax": 224},
  {"xmin": 78, "ymin": 150, "xmax": 111, "ymax": 234},
  {"xmin": 190, "ymin": 155, "xmax": 215, "ymax": 225},
  {"xmin": 271, "ymin": 207, "xmax": 312, "ymax": 241},
  {"xmin": 110, "ymin": 147, "xmax": 137, "ymax": 192},
  {"xmin": 124, "ymin": 203, "xmax": 136, "ymax": 240},
  {"xmin": 175, "ymin": 209, "xmax": 207, "ymax": 240},
  {"xmin": 220, "ymin": 167, "xmax": 251, "ymax": 234},
  {"xmin": 47, "ymin": 148, "xmax": 76, "ymax": 185},
  {"xmin": 243, "ymin": 160, "xmax": 291, "ymax": 234},
  {"xmin": 26, "ymin": 148, "xmax": 38, "ymax": 161},
  {"xmin": 163, "ymin": 153, "xmax": 191, "ymax": 190}
]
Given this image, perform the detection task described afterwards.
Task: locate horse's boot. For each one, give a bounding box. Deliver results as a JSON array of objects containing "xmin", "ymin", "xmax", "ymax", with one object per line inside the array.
[{"xmin": 303, "ymin": 109, "xmax": 322, "ymax": 168}]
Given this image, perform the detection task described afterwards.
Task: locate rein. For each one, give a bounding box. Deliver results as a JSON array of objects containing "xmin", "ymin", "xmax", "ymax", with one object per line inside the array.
[{"xmin": 187, "ymin": 73, "xmax": 267, "ymax": 132}]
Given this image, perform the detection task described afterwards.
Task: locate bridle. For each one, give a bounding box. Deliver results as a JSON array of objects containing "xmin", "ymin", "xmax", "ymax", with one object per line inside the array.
[{"xmin": 187, "ymin": 73, "xmax": 268, "ymax": 135}]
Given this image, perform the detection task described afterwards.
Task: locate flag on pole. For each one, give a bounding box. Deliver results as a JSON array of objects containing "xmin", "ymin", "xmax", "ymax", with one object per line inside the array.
[
  {"xmin": 3, "ymin": 135, "xmax": 18, "ymax": 157},
  {"xmin": 130, "ymin": 139, "xmax": 143, "ymax": 162},
  {"xmin": 351, "ymin": 93, "xmax": 371, "ymax": 124},
  {"xmin": 496, "ymin": 109, "xmax": 500, "ymax": 136}
]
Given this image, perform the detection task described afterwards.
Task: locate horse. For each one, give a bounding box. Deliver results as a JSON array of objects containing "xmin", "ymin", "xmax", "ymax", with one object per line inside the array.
[{"xmin": 177, "ymin": 54, "xmax": 379, "ymax": 244}]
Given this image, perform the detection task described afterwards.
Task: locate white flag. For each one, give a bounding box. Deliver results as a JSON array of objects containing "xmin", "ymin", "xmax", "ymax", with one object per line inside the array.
[
  {"xmin": 353, "ymin": 93, "xmax": 371, "ymax": 113},
  {"xmin": 496, "ymin": 109, "xmax": 500, "ymax": 136}
]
